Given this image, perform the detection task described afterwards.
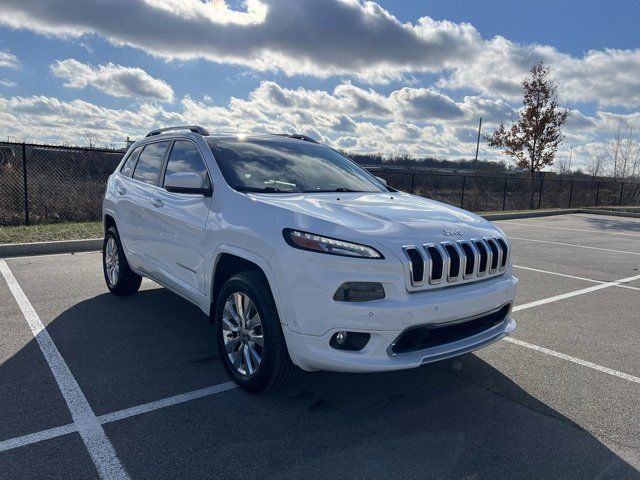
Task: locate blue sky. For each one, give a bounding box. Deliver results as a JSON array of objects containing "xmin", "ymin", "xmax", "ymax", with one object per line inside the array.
[{"xmin": 0, "ymin": 0, "xmax": 638, "ymax": 171}]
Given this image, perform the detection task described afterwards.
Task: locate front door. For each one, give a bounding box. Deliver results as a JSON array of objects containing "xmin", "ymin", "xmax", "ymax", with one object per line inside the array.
[{"xmin": 147, "ymin": 139, "xmax": 212, "ymax": 295}]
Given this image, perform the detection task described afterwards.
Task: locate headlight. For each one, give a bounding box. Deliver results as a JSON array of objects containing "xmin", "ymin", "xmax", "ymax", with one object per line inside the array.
[{"xmin": 283, "ymin": 229, "xmax": 383, "ymax": 259}]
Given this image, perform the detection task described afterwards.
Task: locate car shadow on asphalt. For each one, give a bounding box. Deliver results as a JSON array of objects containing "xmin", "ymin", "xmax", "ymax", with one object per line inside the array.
[
  {"xmin": 584, "ymin": 215, "xmax": 640, "ymax": 233},
  {"xmin": 1, "ymin": 286, "xmax": 639, "ymax": 479}
]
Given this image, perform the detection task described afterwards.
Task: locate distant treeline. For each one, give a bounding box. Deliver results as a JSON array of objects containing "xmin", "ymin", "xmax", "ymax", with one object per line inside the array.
[{"xmin": 342, "ymin": 152, "xmax": 510, "ymax": 173}]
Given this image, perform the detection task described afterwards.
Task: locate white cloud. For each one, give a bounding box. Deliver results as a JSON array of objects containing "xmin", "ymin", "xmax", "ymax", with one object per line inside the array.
[
  {"xmin": 0, "ymin": 79, "xmax": 17, "ymax": 87},
  {"xmin": 0, "ymin": 78, "xmax": 637, "ymax": 166},
  {"xmin": 0, "ymin": 0, "xmax": 479, "ymax": 82},
  {"xmin": 2, "ymin": 1, "xmax": 640, "ymax": 107},
  {"xmin": 0, "ymin": 50, "xmax": 19, "ymax": 68},
  {"xmin": 50, "ymin": 59, "xmax": 174, "ymax": 102}
]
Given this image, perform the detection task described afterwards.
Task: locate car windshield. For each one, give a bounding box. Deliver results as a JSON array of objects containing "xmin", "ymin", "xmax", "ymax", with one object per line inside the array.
[{"xmin": 207, "ymin": 137, "xmax": 386, "ymax": 193}]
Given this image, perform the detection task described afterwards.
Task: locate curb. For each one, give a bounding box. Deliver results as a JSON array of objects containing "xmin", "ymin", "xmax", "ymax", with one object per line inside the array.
[
  {"xmin": 0, "ymin": 238, "xmax": 103, "ymax": 258},
  {"xmin": 482, "ymin": 209, "xmax": 582, "ymax": 221},
  {"xmin": 579, "ymin": 209, "xmax": 640, "ymax": 218}
]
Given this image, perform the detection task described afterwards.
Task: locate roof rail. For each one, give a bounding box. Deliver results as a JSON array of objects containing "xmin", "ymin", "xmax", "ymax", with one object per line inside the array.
[
  {"xmin": 145, "ymin": 125, "xmax": 210, "ymax": 137},
  {"xmin": 272, "ymin": 133, "xmax": 318, "ymax": 143}
]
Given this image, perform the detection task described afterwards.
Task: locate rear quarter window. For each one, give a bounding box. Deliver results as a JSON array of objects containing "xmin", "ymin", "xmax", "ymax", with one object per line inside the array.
[{"xmin": 120, "ymin": 146, "xmax": 142, "ymax": 177}]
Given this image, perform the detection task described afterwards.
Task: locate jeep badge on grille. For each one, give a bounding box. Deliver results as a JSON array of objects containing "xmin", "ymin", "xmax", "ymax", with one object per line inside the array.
[{"xmin": 443, "ymin": 229, "xmax": 462, "ymax": 236}]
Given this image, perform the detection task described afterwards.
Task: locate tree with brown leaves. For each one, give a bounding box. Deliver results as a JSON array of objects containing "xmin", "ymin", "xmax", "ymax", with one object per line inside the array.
[{"xmin": 488, "ymin": 61, "xmax": 569, "ymax": 208}]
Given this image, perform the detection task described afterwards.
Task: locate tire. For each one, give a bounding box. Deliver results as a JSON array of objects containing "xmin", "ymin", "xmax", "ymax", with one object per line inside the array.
[
  {"xmin": 103, "ymin": 226, "xmax": 142, "ymax": 296},
  {"xmin": 215, "ymin": 271, "xmax": 296, "ymax": 392}
]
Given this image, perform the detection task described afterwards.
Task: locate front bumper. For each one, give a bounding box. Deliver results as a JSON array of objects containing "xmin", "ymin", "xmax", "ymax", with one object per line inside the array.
[
  {"xmin": 280, "ymin": 271, "xmax": 518, "ymax": 372},
  {"xmin": 284, "ymin": 315, "xmax": 515, "ymax": 372}
]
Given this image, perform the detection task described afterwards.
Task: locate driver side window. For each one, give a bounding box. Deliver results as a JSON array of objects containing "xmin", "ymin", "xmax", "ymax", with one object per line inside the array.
[{"xmin": 163, "ymin": 140, "xmax": 211, "ymax": 189}]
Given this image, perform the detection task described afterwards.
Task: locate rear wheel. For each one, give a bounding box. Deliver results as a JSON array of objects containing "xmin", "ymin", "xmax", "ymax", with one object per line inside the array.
[
  {"xmin": 103, "ymin": 226, "xmax": 141, "ymax": 296},
  {"xmin": 215, "ymin": 271, "xmax": 296, "ymax": 392}
]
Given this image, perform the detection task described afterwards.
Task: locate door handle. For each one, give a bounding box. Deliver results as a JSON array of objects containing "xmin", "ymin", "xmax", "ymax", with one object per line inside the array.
[
  {"xmin": 151, "ymin": 198, "xmax": 164, "ymax": 208},
  {"xmin": 116, "ymin": 187, "xmax": 126, "ymax": 195}
]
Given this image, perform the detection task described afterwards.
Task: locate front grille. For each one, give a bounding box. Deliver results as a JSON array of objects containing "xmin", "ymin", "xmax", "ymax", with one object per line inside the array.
[
  {"xmin": 389, "ymin": 304, "xmax": 511, "ymax": 355},
  {"xmin": 404, "ymin": 237, "xmax": 509, "ymax": 288}
]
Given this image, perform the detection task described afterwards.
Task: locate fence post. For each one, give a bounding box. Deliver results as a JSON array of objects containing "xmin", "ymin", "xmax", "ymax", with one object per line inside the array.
[
  {"xmin": 568, "ymin": 180, "xmax": 574, "ymax": 208},
  {"xmin": 595, "ymin": 182, "xmax": 600, "ymax": 206},
  {"xmin": 502, "ymin": 177, "xmax": 508, "ymax": 211},
  {"xmin": 410, "ymin": 172, "xmax": 415, "ymax": 195},
  {"xmin": 537, "ymin": 178, "xmax": 544, "ymax": 209},
  {"xmin": 460, "ymin": 175, "xmax": 466, "ymax": 208},
  {"xmin": 619, "ymin": 183, "xmax": 624, "ymax": 206},
  {"xmin": 21, "ymin": 142, "xmax": 29, "ymax": 226}
]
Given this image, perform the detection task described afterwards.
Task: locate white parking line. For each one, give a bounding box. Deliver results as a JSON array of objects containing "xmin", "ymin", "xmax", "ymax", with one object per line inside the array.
[
  {"xmin": 499, "ymin": 221, "xmax": 640, "ymax": 237},
  {"xmin": 0, "ymin": 381, "xmax": 238, "ymax": 454},
  {"xmin": 514, "ymin": 265, "xmax": 640, "ymax": 291},
  {"xmin": 508, "ymin": 236, "xmax": 640, "ymax": 256},
  {"xmin": 98, "ymin": 382, "xmax": 237, "ymax": 424},
  {"xmin": 512, "ymin": 273, "xmax": 640, "ymax": 312},
  {"xmin": 504, "ymin": 338, "xmax": 640, "ymax": 384},
  {"xmin": 0, "ymin": 260, "xmax": 130, "ymax": 480},
  {"xmin": 0, "ymin": 424, "xmax": 77, "ymax": 453}
]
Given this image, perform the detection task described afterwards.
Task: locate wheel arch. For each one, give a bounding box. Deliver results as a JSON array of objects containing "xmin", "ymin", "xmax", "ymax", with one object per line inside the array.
[
  {"xmin": 104, "ymin": 214, "xmax": 117, "ymax": 233},
  {"xmin": 209, "ymin": 247, "xmax": 288, "ymax": 326}
]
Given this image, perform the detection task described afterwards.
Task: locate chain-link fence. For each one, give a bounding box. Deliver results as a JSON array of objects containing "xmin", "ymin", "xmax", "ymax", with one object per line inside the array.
[
  {"xmin": 0, "ymin": 142, "xmax": 124, "ymax": 226},
  {"xmin": 367, "ymin": 167, "xmax": 640, "ymax": 212},
  {"xmin": 1, "ymin": 141, "xmax": 639, "ymax": 227}
]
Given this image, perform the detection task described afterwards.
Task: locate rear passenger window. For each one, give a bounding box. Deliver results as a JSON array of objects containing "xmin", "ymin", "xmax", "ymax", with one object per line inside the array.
[
  {"xmin": 163, "ymin": 140, "xmax": 211, "ymax": 188},
  {"xmin": 120, "ymin": 146, "xmax": 142, "ymax": 177},
  {"xmin": 133, "ymin": 141, "xmax": 169, "ymax": 185}
]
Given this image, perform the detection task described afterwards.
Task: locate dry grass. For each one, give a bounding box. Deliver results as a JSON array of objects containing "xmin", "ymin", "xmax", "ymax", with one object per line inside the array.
[{"xmin": 0, "ymin": 221, "xmax": 102, "ymax": 244}]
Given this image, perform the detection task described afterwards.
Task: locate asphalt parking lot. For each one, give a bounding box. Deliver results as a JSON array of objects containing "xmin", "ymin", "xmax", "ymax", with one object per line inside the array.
[{"xmin": 1, "ymin": 213, "xmax": 639, "ymax": 479}]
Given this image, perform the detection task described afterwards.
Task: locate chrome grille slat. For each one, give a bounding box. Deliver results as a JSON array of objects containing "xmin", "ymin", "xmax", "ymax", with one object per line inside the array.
[
  {"xmin": 403, "ymin": 246, "xmax": 426, "ymax": 287},
  {"xmin": 424, "ymin": 243, "xmax": 444, "ymax": 284},
  {"xmin": 404, "ymin": 236, "xmax": 509, "ymax": 290}
]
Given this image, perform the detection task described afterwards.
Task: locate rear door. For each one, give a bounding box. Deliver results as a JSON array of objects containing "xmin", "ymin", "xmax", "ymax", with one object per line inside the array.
[
  {"xmin": 123, "ymin": 140, "xmax": 171, "ymax": 272},
  {"xmin": 147, "ymin": 139, "xmax": 212, "ymax": 295},
  {"xmin": 111, "ymin": 145, "xmax": 142, "ymax": 259}
]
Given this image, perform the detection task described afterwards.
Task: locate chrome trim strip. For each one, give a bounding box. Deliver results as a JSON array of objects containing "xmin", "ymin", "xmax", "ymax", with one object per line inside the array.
[{"xmin": 386, "ymin": 302, "xmax": 512, "ymax": 356}]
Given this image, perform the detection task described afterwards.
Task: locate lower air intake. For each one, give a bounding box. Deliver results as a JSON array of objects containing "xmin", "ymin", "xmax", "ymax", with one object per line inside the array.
[{"xmin": 389, "ymin": 304, "xmax": 511, "ymax": 355}]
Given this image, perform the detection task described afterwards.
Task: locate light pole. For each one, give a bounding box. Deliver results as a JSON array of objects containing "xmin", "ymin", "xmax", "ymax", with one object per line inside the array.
[
  {"xmin": 568, "ymin": 145, "xmax": 574, "ymax": 173},
  {"xmin": 473, "ymin": 117, "xmax": 482, "ymax": 171}
]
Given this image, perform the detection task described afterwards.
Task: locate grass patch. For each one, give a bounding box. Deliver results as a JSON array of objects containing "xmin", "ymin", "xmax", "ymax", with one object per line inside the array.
[{"xmin": 0, "ymin": 221, "xmax": 102, "ymax": 244}]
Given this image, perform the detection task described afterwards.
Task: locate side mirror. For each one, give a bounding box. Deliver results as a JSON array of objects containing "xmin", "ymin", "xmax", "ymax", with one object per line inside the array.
[
  {"xmin": 375, "ymin": 176, "xmax": 388, "ymax": 186},
  {"xmin": 165, "ymin": 172, "xmax": 212, "ymax": 196}
]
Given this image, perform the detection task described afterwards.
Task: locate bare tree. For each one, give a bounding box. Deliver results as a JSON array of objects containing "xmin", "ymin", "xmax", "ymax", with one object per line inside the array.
[
  {"xmin": 597, "ymin": 119, "xmax": 640, "ymax": 179},
  {"xmin": 555, "ymin": 155, "xmax": 571, "ymax": 176},
  {"xmin": 584, "ymin": 152, "xmax": 607, "ymax": 179},
  {"xmin": 488, "ymin": 61, "xmax": 569, "ymax": 208},
  {"xmin": 83, "ymin": 131, "xmax": 96, "ymax": 149}
]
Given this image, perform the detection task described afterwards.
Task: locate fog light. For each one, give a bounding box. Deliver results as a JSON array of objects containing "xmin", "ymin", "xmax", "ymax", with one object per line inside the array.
[
  {"xmin": 333, "ymin": 282, "xmax": 385, "ymax": 302},
  {"xmin": 330, "ymin": 331, "xmax": 371, "ymax": 351}
]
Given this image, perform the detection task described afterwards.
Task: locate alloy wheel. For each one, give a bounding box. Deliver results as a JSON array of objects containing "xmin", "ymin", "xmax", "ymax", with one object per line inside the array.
[
  {"xmin": 104, "ymin": 237, "xmax": 120, "ymax": 286},
  {"xmin": 222, "ymin": 292, "xmax": 264, "ymax": 376}
]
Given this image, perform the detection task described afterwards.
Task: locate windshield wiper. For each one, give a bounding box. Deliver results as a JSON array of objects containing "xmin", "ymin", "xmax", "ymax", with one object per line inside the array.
[
  {"xmin": 302, "ymin": 188, "xmax": 368, "ymax": 193},
  {"xmin": 233, "ymin": 186, "xmax": 287, "ymax": 193}
]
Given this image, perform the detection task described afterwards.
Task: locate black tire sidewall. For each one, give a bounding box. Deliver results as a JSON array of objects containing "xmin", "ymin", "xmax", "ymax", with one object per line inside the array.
[{"xmin": 215, "ymin": 273, "xmax": 280, "ymax": 392}]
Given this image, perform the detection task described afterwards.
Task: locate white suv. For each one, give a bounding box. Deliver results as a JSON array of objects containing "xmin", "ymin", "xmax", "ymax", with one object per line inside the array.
[{"xmin": 102, "ymin": 125, "xmax": 517, "ymax": 392}]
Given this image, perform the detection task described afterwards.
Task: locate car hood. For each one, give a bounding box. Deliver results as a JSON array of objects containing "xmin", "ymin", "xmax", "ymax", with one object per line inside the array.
[{"xmin": 249, "ymin": 192, "xmax": 504, "ymax": 247}]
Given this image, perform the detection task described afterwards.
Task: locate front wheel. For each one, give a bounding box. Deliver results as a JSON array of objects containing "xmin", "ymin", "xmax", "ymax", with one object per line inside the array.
[
  {"xmin": 103, "ymin": 226, "xmax": 142, "ymax": 296},
  {"xmin": 215, "ymin": 271, "xmax": 296, "ymax": 392}
]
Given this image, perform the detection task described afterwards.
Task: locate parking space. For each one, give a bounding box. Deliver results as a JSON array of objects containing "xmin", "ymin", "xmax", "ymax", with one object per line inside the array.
[{"xmin": 1, "ymin": 213, "xmax": 639, "ymax": 479}]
